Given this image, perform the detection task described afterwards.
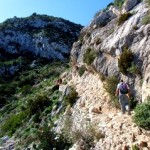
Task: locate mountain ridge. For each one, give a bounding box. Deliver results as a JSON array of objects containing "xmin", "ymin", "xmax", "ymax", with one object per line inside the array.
[{"xmin": 0, "ymin": 13, "xmax": 82, "ymax": 61}]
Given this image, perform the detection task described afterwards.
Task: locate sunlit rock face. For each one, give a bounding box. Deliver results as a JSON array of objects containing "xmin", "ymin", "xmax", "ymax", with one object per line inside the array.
[
  {"xmin": 71, "ymin": 1, "xmax": 150, "ymax": 102},
  {"xmin": 0, "ymin": 14, "xmax": 83, "ymax": 61}
]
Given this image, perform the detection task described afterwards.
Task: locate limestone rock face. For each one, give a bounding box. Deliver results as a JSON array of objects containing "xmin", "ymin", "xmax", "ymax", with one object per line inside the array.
[
  {"xmin": 71, "ymin": 1, "xmax": 150, "ymax": 102},
  {"xmin": 0, "ymin": 14, "xmax": 82, "ymax": 61},
  {"xmin": 90, "ymin": 9, "xmax": 117, "ymax": 28}
]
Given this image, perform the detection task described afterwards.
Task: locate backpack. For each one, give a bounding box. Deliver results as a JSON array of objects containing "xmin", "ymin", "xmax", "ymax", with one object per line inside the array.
[{"xmin": 119, "ymin": 83, "xmax": 128, "ymax": 94}]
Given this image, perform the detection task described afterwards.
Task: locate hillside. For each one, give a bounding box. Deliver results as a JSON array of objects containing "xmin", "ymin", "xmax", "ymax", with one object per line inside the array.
[
  {"xmin": 0, "ymin": 0, "xmax": 150, "ymax": 150},
  {"xmin": 0, "ymin": 14, "xmax": 82, "ymax": 149},
  {"xmin": 68, "ymin": 0, "xmax": 150, "ymax": 149},
  {"xmin": 71, "ymin": 0, "xmax": 150, "ymax": 102},
  {"xmin": 0, "ymin": 13, "xmax": 82, "ymax": 62}
]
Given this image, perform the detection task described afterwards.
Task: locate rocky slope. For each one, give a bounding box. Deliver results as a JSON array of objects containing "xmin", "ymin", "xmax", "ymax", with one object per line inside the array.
[
  {"xmin": 64, "ymin": 71, "xmax": 150, "ymax": 150},
  {"xmin": 71, "ymin": 0, "xmax": 150, "ymax": 102},
  {"xmin": 64, "ymin": 0, "xmax": 150, "ymax": 149}
]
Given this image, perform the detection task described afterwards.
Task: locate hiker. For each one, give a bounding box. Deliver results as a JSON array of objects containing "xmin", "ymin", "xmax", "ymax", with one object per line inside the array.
[{"xmin": 115, "ymin": 79, "xmax": 131, "ymax": 115}]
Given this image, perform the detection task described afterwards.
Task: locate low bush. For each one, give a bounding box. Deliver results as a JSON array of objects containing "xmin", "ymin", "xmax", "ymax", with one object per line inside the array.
[
  {"xmin": 104, "ymin": 76, "xmax": 120, "ymax": 108},
  {"xmin": 28, "ymin": 94, "xmax": 51, "ymax": 116},
  {"xmin": 118, "ymin": 13, "xmax": 133, "ymax": 25},
  {"xmin": 78, "ymin": 65, "xmax": 87, "ymax": 77},
  {"xmin": 133, "ymin": 97, "xmax": 150, "ymax": 129},
  {"xmin": 127, "ymin": 62, "xmax": 140, "ymax": 75},
  {"xmin": 83, "ymin": 48, "xmax": 97, "ymax": 65},
  {"xmin": 1, "ymin": 111, "xmax": 27, "ymax": 136},
  {"xmin": 132, "ymin": 145, "xmax": 140, "ymax": 150},
  {"xmin": 19, "ymin": 74, "xmax": 35, "ymax": 87},
  {"xmin": 20, "ymin": 85, "xmax": 32, "ymax": 95},
  {"xmin": 37, "ymin": 124, "xmax": 72, "ymax": 150},
  {"xmin": 64, "ymin": 87, "xmax": 78, "ymax": 106},
  {"xmin": 114, "ymin": 0, "xmax": 125, "ymax": 8},
  {"xmin": 118, "ymin": 48, "xmax": 134, "ymax": 74}
]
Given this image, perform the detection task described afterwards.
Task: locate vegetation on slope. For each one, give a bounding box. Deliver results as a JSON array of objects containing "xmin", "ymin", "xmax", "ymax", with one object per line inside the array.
[
  {"xmin": 118, "ymin": 48, "xmax": 134, "ymax": 75},
  {"xmin": 0, "ymin": 56, "xmax": 72, "ymax": 149},
  {"xmin": 133, "ymin": 97, "xmax": 150, "ymax": 130}
]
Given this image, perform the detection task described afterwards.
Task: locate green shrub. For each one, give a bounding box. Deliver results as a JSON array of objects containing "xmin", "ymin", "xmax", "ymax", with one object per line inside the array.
[
  {"xmin": 83, "ymin": 48, "xmax": 97, "ymax": 65},
  {"xmin": 28, "ymin": 94, "xmax": 51, "ymax": 116},
  {"xmin": 133, "ymin": 98, "xmax": 150, "ymax": 129},
  {"xmin": 118, "ymin": 48, "xmax": 134, "ymax": 74},
  {"xmin": 36, "ymin": 124, "xmax": 72, "ymax": 150},
  {"xmin": 104, "ymin": 76, "xmax": 120, "ymax": 108},
  {"xmin": 132, "ymin": 25, "xmax": 139, "ymax": 30},
  {"xmin": 127, "ymin": 62, "xmax": 140, "ymax": 75},
  {"xmin": 118, "ymin": 13, "xmax": 133, "ymax": 25},
  {"xmin": 98, "ymin": 72, "xmax": 106, "ymax": 81},
  {"xmin": 78, "ymin": 65, "xmax": 87, "ymax": 77},
  {"xmin": 1, "ymin": 111, "xmax": 27, "ymax": 136},
  {"xmin": 20, "ymin": 85, "xmax": 32, "ymax": 95},
  {"xmin": 114, "ymin": 0, "xmax": 125, "ymax": 8},
  {"xmin": 142, "ymin": 13, "xmax": 150, "ymax": 25},
  {"xmin": 64, "ymin": 87, "xmax": 78, "ymax": 106},
  {"xmin": 132, "ymin": 145, "xmax": 140, "ymax": 150},
  {"xmin": 19, "ymin": 74, "xmax": 35, "ymax": 87}
]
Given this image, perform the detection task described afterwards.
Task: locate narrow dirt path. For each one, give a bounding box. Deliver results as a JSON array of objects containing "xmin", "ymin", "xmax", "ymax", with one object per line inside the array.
[{"xmin": 69, "ymin": 72, "xmax": 150, "ymax": 150}]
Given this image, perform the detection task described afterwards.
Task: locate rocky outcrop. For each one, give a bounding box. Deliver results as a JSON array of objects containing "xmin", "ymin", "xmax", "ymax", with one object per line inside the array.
[
  {"xmin": 0, "ymin": 14, "xmax": 82, "ymax": 61},
  {"xmin": 90, "ymin": 9, "xmax": 117, "ymax": 28},
  {"xmin": 0, "ymin": 136, "xmax": 15, "ymax": 150},
  {"xmin": 71, "ymin": 1, "xmax": 150, "ymax": 102}
]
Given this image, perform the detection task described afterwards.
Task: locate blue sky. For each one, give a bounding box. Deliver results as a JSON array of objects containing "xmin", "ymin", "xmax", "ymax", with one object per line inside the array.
[{"xmin": 0, "ymin": 0, "xmax": 113, "ymax": 26}]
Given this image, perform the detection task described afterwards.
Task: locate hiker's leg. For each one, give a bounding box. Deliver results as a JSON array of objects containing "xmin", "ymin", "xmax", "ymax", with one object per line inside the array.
[
  {"xmin": 119, "ymin": 95, "xmax": 126, "ymax": 114},
  {"xmin": 124, "ymin": 95, "xmax": 130, "ymax": 114}
]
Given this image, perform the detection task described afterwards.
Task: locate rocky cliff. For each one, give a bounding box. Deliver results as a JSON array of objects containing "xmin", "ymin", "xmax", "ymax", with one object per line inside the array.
[
  {"xmin": 65, "ymin": 0, "xmax": 150, "ymax": 149},
  {"xmin": 71, "ymin": 0, "xmax": 150, "ymax": 102},
  {"xmin": 0, "ymin": 13, "xmax": 82, "ymax": 61}
]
